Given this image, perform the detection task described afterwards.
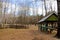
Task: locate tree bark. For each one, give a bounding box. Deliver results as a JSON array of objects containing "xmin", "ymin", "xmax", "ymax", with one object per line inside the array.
[{"xmin": 56, "ymin": 0, "xmax": 60, "ymax": 38}]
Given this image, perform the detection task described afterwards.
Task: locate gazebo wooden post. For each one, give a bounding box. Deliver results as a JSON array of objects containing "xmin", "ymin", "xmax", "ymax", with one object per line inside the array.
[
  {"xmin": 45, "ymin": 21, "xmax": 48, "ymax": 32},
  {"xmin": 50, "ymin": 22, "xmax": 53, "ymax": 33},
  {"xmin": 40, "ymin": 23, "xmax": 42, "ymax": 31}
]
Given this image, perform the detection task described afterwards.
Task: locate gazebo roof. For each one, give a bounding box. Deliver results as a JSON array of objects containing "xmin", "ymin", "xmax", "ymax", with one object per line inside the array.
[{"xmin": 38, "ymin": 12, "xmax": 58, "ymax": 23}]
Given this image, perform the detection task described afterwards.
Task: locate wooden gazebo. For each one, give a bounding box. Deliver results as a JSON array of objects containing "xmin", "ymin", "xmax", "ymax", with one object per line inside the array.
[{"xmin": 38, "ymin": 13, "xmax": 58, "ymax": 33}]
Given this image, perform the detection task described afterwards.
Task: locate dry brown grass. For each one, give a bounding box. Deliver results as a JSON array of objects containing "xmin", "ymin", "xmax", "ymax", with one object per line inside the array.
[{"xmin": 0, "ymin": 25, "xmax": 58, "ymax": 40}]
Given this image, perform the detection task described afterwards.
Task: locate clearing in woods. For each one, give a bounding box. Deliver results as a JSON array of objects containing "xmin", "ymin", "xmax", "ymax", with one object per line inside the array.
[{"xmin": 0, "ymin": 25, "xmax": 58, "ymax": 40}]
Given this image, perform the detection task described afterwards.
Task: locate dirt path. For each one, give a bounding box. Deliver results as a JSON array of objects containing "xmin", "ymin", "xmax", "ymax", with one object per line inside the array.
[{"xmin": 0, "ymin": 25, "xmax": 59, "ymax": 40}]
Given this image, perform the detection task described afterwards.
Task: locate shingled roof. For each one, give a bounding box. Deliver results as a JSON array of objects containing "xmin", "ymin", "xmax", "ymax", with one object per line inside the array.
[{"xmin": 38, "ymin": 12, "xmax": 58, "ymax": 23}]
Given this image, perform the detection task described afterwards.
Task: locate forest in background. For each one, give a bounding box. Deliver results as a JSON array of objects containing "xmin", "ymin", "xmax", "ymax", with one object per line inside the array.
[{"xmin": 0, "ymin": 0, "xmax": 57, "ymax": 25}]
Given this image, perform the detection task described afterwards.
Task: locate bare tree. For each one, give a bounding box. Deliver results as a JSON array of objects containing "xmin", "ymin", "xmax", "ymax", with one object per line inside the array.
[
  {"xmin": 50, "ymin": 0, "xmax": 53, "ymax": 12},
  {"xmin": 56, "ymin": 0, "xmax": 60, "ymax": 38},
  {"xmin": 44, "ymin": 0, "xmax": 47, "ymax": 16},
  {"xmin": 0, "ymin": 1, "xmax": 2, "ymax": 23}
]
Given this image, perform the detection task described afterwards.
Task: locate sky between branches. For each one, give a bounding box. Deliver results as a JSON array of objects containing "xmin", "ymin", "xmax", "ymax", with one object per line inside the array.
[{"xmin": 0, "ymin": 0, "xmax": 57, "ymax": 16}]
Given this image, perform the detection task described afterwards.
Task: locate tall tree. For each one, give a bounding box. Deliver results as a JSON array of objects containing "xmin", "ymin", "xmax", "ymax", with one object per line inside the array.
[
  {"xmin": 3, "ymin": 0, "xmax": 6, "ymax": 24},
  {"xmin": 50, "ymin": 0, "xmax": 53, "ymax": 12},
  {"xmin": 56, "ymin": 0, "xmax": 60, "ymax": 38},
  {"xmin": 44, "ymin": 0, "xmax": 47, "ymax": 16},
  {"xmin": 0, "ymin": 1, "xmax": 2, "ymax": 23}
]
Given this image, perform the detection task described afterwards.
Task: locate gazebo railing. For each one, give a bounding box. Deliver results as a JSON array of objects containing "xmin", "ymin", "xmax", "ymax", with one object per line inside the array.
[{"xmin": 39, "ymin": 25, "xmax": 57, "ymax": 33}]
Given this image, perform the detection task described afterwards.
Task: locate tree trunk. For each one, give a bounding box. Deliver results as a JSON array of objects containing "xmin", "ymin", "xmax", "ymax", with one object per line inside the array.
[
  {"xmin": 56, "ymin": 0, "xmax": 60, "ymax": 38},
  {"xmin": 44, "ymin": 0, "xmax": 47, "ymax": 16}
]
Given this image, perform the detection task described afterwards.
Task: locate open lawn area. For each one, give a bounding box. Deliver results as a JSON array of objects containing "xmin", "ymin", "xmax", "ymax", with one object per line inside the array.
[{"xmin": 0, "ymin": 25, "xmax": 59, "ymax": 40}]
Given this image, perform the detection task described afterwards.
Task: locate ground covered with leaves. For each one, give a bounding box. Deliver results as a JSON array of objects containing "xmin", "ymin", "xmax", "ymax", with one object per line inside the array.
[{"xmin": 0, "ymin": 25, "xmax": 59, "ymax": 40}]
